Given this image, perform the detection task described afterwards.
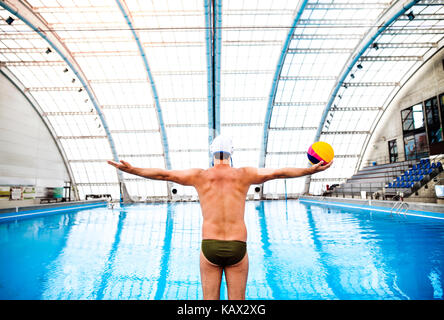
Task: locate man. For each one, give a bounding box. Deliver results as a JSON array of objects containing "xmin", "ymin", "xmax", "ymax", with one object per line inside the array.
[{"xmin": 107, "ymin": 135, "xmax": 332, "ymax": 300}]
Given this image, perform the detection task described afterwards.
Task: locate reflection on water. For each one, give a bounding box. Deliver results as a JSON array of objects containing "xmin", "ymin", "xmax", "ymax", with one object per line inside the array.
[{"xmin": 0, "ymin": 200, "xmax": 443, "ymax": 299}]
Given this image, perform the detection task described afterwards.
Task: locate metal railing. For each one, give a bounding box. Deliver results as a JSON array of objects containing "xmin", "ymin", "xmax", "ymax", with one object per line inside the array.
[{"xmin": 390, "ymin": 201, "xmax": 409, "ymax": 216}]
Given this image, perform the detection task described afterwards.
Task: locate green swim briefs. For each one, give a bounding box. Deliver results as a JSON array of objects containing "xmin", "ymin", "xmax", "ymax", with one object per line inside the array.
[{"xmin": 201, "ymin": 239, "xmax": 247, "ymax": 267}]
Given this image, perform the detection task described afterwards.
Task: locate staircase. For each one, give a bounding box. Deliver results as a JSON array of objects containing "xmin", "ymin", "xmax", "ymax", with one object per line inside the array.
[{"xmin": 326, "ymin": 160, "xmax": 416, "ymax": 199}]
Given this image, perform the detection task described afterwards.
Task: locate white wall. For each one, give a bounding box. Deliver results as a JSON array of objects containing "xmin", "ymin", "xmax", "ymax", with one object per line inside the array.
[
  {"xmin": 361, "ymin": 48, "xmax": 444, "ymax": 168},
  {"xmin": 0, "ymin": 71, "xmax": 69, "ymax": 188}
]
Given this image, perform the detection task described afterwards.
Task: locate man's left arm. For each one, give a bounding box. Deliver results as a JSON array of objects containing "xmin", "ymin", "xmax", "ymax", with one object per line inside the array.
[{"xmin": 243, "ymin": 161, "xmax": 333, "ymax": 185}]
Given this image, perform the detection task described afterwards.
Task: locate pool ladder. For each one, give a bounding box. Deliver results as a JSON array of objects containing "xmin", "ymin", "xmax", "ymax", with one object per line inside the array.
[{"xmin": 390, "ymin": 201, "xmax": 409, "ymax": 216}]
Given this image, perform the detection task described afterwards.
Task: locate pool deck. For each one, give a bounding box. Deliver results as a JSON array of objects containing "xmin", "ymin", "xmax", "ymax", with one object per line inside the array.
[
  {"xmin": 299, "ymin": 195, "xmax": 444, "ymax": 220},
  {"xmin": 0, "ymin": 200, "xmax": 107, "ymax": 223}
]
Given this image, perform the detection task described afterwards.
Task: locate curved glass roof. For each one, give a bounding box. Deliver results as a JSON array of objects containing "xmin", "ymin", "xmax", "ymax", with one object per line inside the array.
[{"xmin": 1, "ymin": 0, "xmax": 443, "ymax": 200}]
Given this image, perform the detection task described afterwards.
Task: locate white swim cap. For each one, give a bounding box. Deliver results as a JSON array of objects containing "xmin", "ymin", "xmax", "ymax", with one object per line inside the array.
[{"xmin": 210, "ymin": 135, "xmax": 234, "ymax": 156}]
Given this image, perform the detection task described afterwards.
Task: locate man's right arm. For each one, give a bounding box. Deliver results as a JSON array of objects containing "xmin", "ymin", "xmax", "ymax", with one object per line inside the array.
[
  {"xmin": 107, "ymin": 160, "xmax": 202, "ymax": 186},
  {"xmin": 243, "ymin": 161, "xmax": 332, "ymax": 185}
]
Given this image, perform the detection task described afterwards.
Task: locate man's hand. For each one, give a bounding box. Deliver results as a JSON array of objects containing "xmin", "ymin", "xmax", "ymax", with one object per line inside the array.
[
  {"xmin": 309, "ymin": 160, "xmax": 333, "ymax": 174},
  {"xmin": 107, "ymin": 160, "xmax": 134, "ymax": 174}
]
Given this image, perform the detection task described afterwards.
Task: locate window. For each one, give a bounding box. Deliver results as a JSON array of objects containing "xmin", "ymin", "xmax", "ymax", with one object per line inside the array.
[
  {"xmin": 424, "ymin": 97, "xmax": 442, "ymax": 144},
  {"xmin": 404, "ymin": 132, "xmax": 429, "ymax": 161},
  {"xmin": 388, "ymin": 139, "xmax": 398, "ymax": 163},
  {"xmin": 440, "ymin": 93, "xmax": 444, "ymax": 128},
  {"xmin": 401, "ymin": 103, "xmax": 424, "ymax": 133}
]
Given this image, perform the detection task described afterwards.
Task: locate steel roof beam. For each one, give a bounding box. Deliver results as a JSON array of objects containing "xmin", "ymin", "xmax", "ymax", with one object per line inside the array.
[
  {"xmin": 331, "ymin": 106, "xmax": 383, "ymax": 111},
  {"xmin": 270, "ymin": 127, "xmax": 317, "ymax": 131},
  {"xmin": 280, "ymin": 76, "xmax": 337, "ymax": 81},
  {"xmin": 27, "ymin": 86, "xmax": 84, "ymax": 91},
  {"xmin": 221, "ymin": 123, "xmax": 263, "ymax": 127},
  {"xmin": 57, "ymin": 136, "xmax": 108, "ymax": 140},
  {"xmin": 297, "ymin": 18, "xmax": 375, "ymax": 26},
  {"xmin": 288, "ymin": 48, "xmax": 353, "ymax": 54},
  {"xmin": 293, "ymin": 33, "xmax": 364, "ymax": 40},
  {"xmin": 384, "ymin": 27, "xmax": 444, "ymax": 35},
  {"xmin": 359, "ymin": 55, "xmax": 423, "ymax": 61},
  {"xmin": 2, "ymin": 60, "xmax": 65, "ymax": 66},
  {"xmin": 372, "ymin": 42, "xmax": 438, "ymax": 48},
  {"xmin": 101, "ymin": 104, "xmax": 154, "ymax": 109},
  {"xmin": 274, "ymin": 101, "xmax": 326, "ymax": 107},
  {"xmin": 342, "ymin": 82, "xmax": 400, "ymax": 87},
  {"xmin": 321, "ymin": 131, "xmax": 370, "ymax": 135},
  {"xmin": 305, "ymin": 2, "xmax": 391, "ymax": 10},
  {"xmin": 43, "ymin": 111, "xmax": 97, "ymax": 116}
]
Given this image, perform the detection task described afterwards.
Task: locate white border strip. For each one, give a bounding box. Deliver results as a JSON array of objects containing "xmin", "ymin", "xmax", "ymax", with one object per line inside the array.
[
  {"xmin": 0, "ymin": 202, "xmax": 106, "ymax": 222},
  {"xmin": 299, "ymin": 199, "xmax": 444, "ymax": 221}
]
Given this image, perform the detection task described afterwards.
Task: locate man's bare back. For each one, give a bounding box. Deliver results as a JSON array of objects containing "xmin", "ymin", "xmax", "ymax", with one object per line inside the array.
[
  {"xmin": 194, "ymin": 164, "xmax": 250, "ymax": 242},
  {"xmin": 107, "ymin": 137, "xmax": 331, "ymax": 300}
]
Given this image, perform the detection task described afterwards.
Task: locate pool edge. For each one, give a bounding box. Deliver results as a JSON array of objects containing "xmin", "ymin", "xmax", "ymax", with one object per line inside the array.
[
  {"xmin": 299, "ymin": 196, "xmax": 444, "ymax": 220},
  {"xmin": 0, "ymin": 200, "xmax": 108, "ymax": 223}
]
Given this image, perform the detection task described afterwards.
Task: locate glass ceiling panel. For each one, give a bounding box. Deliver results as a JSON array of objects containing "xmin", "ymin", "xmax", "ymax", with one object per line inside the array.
[
  {"xmin": 221, "ymin": 100, "xmax": 265, "ymax": 124},
  {"xmin": 60, "ymin": 139, "xmax": 113, "ymax": 160}
]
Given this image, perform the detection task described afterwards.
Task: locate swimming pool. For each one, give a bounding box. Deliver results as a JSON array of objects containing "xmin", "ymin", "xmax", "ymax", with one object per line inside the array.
[{"xmin": 1, "ymin": 200, "xmax": 443, "ymax": 300}]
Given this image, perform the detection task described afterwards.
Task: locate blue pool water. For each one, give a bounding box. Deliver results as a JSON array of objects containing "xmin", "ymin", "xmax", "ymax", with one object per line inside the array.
[{"xmin": 0, "ymin": 200, "xmax": 443, "ymax": 300}]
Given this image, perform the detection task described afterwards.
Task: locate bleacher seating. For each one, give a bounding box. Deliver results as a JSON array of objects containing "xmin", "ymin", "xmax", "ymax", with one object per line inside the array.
[
  {"xmin": 326, "ymin": 160, "xmax": 416, "ymax": 198},
  {"xmin": 325, "ymin": 158, "xmax": 443, "ymax": 199},
  {"xmin": 385, "ymin": 159, "xmax": 442, "ymax": 192}
]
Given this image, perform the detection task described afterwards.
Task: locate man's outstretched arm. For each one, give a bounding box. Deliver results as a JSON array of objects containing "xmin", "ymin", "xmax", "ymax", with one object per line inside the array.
[
  {"xmin": 107, "ymin": 160, "xmax": 202, "ymax": 186},
  {"xmin": 244, "ymin": 161, "xmax": 333, "ymax": 185}
]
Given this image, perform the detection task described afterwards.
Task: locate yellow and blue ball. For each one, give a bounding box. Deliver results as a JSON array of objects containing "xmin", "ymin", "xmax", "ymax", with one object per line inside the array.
[{"xmin": 307, "ymin": 141, "xmax": 334, "ymax": 165}]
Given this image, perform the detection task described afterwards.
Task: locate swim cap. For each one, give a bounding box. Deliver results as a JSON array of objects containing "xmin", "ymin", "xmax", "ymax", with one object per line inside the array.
[{"xmin": 210, "ymin": 135, "xmax": 234, "ymax": 156}]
